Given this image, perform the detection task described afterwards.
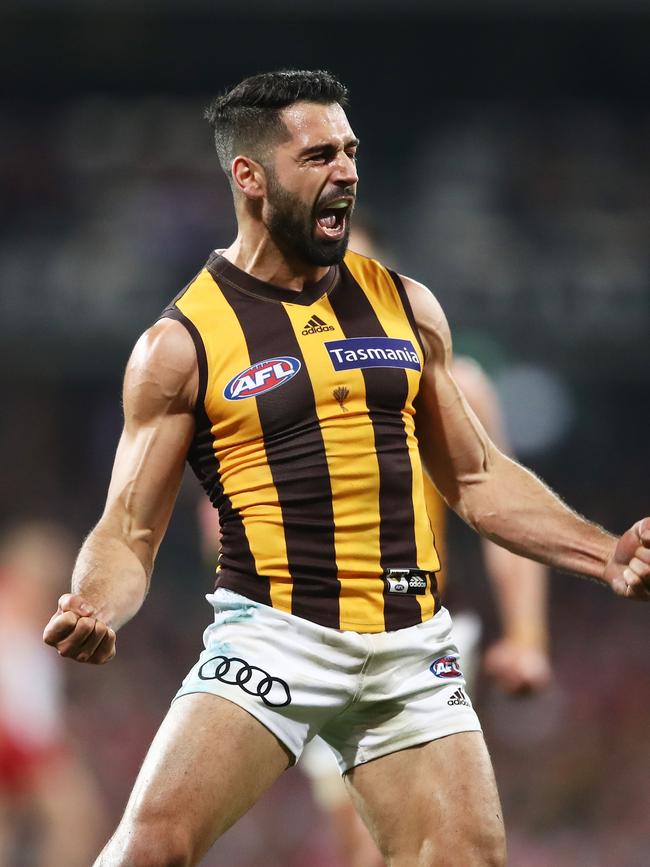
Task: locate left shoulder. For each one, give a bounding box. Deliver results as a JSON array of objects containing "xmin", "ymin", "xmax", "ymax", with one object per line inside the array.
[{"xmin": 398, "ymin": 273, "xmax": 452, "ymax": 365}]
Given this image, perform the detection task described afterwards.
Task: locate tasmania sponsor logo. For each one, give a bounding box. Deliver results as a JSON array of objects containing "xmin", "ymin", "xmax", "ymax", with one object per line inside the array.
[
  {"xmin": 429, "ymin": 655, "xmax": 462, "ymax": 679},
  {"xmin": 224, "ymin": 357, "xmax": 301, "ymax": 401},
  {"xmin": 324, "ymin": 337, "xmax": 421, "ymax": 372}
]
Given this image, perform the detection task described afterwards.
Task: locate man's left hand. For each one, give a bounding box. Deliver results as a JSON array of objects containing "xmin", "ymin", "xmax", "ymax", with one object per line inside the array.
[
  {"xmin": 483, "ymin": 639, "xmax": 552, "ymax": 695},
  {"xmin": 605, "ymin": 518, "xmax": 650, "ymax": 601}
]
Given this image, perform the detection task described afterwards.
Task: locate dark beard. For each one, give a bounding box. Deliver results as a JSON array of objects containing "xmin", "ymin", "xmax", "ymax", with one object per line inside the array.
[{"xmin": 264, "ymin": 170, "xmax": 351, "ymax": 267}]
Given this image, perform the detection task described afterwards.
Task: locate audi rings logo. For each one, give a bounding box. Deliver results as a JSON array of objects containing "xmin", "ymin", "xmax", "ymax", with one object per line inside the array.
[{"xmin": 198, "ymin": 655, "xmax": 292, "ymax": 708}]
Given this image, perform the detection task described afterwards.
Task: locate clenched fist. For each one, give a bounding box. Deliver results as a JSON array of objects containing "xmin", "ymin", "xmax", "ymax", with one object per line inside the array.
[
  {"xmin": 483, "ymin": 639, "xmax": 552, "ymax": 696},
  {"xmin": 605, "ymin": 518, "xmax": 650, "ymax": 600},
  {"xmin": 43, "ymin": 593, "xmax": 116, "ymax": 664}
]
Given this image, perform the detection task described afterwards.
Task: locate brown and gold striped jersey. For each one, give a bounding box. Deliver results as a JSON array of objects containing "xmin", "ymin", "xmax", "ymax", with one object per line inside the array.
[
  {"xmin": 163, "ymin": 249, "xmax": 443, "ymax": 633},
  {"xmin": 424, "ymin": 477, "xmax": 447, "ymax": 594}
]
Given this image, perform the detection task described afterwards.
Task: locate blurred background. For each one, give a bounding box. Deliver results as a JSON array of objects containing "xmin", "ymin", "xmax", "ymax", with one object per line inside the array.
[{"xmin": 1, "ymin": 1, "xmax": 649, "ymax": 865}]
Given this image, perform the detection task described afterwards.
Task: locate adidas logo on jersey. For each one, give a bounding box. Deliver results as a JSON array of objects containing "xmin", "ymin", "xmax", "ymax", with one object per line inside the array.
[
  {"xmin": 302, "ymin": 315, "xmax": 335, "ymax": 335},
  {"xmin": 384, "ymin": 568, "xmax": 430, "ymax": 596},
  {"xmin": 447, "ymin": 688, "xmax": 470, "ymax": 707}
]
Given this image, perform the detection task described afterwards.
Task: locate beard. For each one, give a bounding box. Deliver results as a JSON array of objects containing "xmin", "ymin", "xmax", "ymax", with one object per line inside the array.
[{"xmin": 264, "ymin": 169, "xmax": 352, "ymax": 267}]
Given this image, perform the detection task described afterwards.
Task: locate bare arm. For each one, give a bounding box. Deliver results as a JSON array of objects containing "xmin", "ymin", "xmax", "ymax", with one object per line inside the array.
[
  {"xmin": 405, "ymin": 276, "xmax": 650, "ymax": 600},
  {"xmin": 454, "ymin": 357, "xmax": 548, "ymax": 648},
  {"xmin": 453, "ymin": 357, "xmax": 550, "ymax": 691},
  {"xmin": 43, "ymin": 318, "xmax": 198, "ymax": 663}
]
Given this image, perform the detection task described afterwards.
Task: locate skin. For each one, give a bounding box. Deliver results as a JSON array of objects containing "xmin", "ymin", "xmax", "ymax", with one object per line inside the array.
[
  {"xmin": 405, "ymin": 273, "xmax": 650, "ymax": 596},
  {"xmin": 226, "ymin": 101, "xmax": 358, "ymax": 287},
  {"xmin": 93, "ymin": 694, "xmax": 292, "ymax": 866},
  {"xmin": 432, "ymin": 361, "xmax": 552, "ymax": 689},
  {"xmin": 346, "ymin": 732, "xmax": 504, "ymax": 867},
  {"xmin": 455, "ymin": 359, "xmax": 549, "ymax": 691},
  {"xmin": 43, "ymin": 99, "xmax": 650, "ymax": 867}
]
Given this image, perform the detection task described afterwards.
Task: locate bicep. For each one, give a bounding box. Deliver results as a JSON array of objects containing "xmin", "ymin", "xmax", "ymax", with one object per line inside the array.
[
  {"xmin": 100, "ymin": 321, "xmax": 197, "ymax": 565},
  {"xmin": 103, "ymin": 410, "xmax": 194, "ymax": 560},
  {"xmin": 402, "ymin": 276, "xmax": 500, "ymax": 510},
  {"xmin": 415, "ymin": 359, "xmax": 497, "ymax": 510}
]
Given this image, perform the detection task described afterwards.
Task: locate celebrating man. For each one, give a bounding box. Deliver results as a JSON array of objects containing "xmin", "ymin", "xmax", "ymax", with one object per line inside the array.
[{"xmin": 44, "ymin": 70, "xmax": 649, "ymax": 867}]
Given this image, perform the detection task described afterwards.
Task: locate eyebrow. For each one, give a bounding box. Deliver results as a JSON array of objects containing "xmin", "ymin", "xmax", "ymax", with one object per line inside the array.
[{"xmin": 298, "ymin": 137, "xmax": 360, "ymax": 157}]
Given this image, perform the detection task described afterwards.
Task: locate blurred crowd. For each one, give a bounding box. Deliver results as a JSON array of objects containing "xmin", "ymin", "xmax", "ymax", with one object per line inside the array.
[
  {"xmin": 406, "ymin": 106, "xmax": 650, "ymax": 365},
  {"xmin": 1, "ymin": 99, "xmax": 648, "ymax": 379}
]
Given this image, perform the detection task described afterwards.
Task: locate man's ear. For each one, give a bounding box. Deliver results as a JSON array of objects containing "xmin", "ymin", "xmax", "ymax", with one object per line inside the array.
[{"xmin": 231, "ymin": 155, "xmax": 266, "ymax": 200}]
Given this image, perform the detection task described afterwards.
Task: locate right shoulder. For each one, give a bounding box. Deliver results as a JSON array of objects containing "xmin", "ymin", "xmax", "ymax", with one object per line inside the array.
[{"xmin": 124, "ymin": 318, "xmax": 199, "ymax": 418}]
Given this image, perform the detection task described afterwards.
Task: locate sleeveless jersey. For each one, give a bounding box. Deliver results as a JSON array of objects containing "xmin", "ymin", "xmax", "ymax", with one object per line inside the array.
[
  {"xmin": 163, "ymin": 250, "xmax": 442, "ymax": 633},
  {"xmin": 423, "ymin": 476, "xmax": 447, "ymax": 595}
]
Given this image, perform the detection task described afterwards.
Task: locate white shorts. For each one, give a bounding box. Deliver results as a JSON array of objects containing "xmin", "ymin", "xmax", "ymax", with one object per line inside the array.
[
  {"xmin": 176, "ymin": 589, "xmax": 481, "ymax": 773},
  {"xmin": 449, "ymin": 610, "xmax": 483, "ymax": 696}
]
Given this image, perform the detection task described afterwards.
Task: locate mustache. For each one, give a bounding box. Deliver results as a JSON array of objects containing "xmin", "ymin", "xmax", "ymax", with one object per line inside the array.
[{"xmin": 316, "ymin": 188, "xmax": 356, "ymax": 210}]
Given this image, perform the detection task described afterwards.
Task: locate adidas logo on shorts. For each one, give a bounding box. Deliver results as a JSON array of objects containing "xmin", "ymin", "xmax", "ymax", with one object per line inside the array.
[
  {"xmin": 302, "ymin": 315, "xmax": 335, "ymax": 335},
  {"xmin": 447, "ymin": 688, "xmax": 470, "ymax": 707},
  {"xmin": 408, "ymin": 575, "xmax": 427, "ymax": 589}
]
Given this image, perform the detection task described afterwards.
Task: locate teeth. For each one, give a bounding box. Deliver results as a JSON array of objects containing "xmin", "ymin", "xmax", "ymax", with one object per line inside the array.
[{"xmin": 326, "ymin": 200, "xmax": 349, "ymax": 209}]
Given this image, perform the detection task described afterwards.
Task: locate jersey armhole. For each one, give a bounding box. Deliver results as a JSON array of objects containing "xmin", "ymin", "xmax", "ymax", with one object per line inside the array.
[
  {"xmin": 387, "ymin": 269, "xmax": 426, "ymax": 358},
  {"xmin": 158, "ymin": 306, "xmax": 209, "ymax": 421}
]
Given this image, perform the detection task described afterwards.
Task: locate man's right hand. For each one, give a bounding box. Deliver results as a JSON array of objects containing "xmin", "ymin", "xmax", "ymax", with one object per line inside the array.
[{"xmin": 43, "ymin": 593, "xmax": 116, "ymax": 664}]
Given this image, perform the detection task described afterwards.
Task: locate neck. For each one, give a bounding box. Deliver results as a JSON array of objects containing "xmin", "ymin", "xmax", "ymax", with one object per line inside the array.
[{"xmin": 221, "ymin": 230, "xmax": 330, "ymax": 292}]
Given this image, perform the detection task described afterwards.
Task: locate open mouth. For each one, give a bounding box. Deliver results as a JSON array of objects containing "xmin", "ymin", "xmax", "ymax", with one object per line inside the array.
[{"xmin": 315, "ymin": 198, "xmax": 352, "ymax": 241}]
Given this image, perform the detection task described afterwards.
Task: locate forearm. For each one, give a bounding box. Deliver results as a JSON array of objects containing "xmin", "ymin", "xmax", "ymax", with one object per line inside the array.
[
  {"xmin": 71, "ymin": 520, "xmax": 151, "ymax": 630},
  {"xmin": 482, "ymin": 540, "xmax": 548, "ymax": 649},
  {"xmin": 459, "ymin": 450, "xmax": 616, "ymax": 583},
  {"xmin": 407, "ymin": 276, "xmax": 649, "ymax": 605}
]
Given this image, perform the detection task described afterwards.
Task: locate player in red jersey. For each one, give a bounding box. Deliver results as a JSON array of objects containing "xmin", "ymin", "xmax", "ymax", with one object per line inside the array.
[{"xmin": 0, "ymin": 521, "xmax": 106, "ymax": 867}]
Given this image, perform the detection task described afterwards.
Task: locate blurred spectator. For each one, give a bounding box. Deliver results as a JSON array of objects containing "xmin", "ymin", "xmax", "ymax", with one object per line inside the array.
[{"xmin": 0, "ymin": 521, "xmax": 106, "ymax": 867}]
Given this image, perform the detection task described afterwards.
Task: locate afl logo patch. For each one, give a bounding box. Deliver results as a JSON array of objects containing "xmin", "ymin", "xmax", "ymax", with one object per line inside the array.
[
  {"xmin": 430, "ymin": 655, "xmax": 462, "ymax": 679},
  {"xmin": 224, "ymin": 357, "xmax": 301, "ymax": 401}
]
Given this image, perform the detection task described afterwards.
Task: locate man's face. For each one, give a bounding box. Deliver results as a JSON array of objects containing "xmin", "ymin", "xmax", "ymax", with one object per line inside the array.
[{"xmin": 262, "ymin": 102, "xmax": 358, "ymax": 267}]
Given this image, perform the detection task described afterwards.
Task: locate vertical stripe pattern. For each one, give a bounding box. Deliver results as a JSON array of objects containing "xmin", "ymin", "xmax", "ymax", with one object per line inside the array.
[
  {"xmin": 345, "ymin": 257, "xmax": 441, "ymax": 622},
  {"xmin": 165, "ymin": 251, "xmax": 440, "ymax": 633},
  {"xmin": 217, "ymin": 283, "xmax": 341, "ymax": 628},
  {"xmin": 174, "ymin": 270, "xmax": 287, "ymax": 608},
  {"xmin": 329, "ymin": 263, "xmax": 422, "ymax": 630},
  {"xmin": 282, "ymin": 297, "xmax": 385, "ymax": 631}
]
